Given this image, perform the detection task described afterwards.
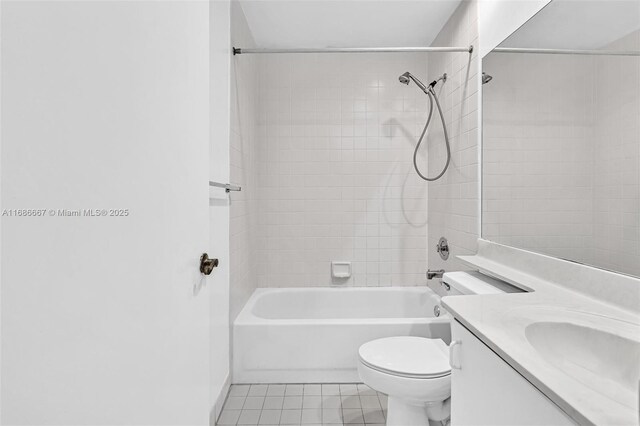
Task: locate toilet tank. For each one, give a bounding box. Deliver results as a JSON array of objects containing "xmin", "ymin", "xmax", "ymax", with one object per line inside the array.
[{"xmin": 441, "ymin": 271, "xmax": 523, "ymax": 296}]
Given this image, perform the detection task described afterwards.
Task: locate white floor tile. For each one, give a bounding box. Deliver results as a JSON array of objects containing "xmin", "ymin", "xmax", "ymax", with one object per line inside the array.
[
  {"xmin": 304, "ymin": 384, "xmax": 322, "ymax": 395},
  {"xmin": 258, "ymin": 409, "xmax": 281, "ymax": 425},
  {"xmin": 321, "ymin": 396, "xmax": 342, "ymax": 408},
  {"xmin": 249, "ymin": 384, "xmax": 269, "ymax": 397},
  {"xmin": 222, "ymin": 383, "xmax": 389, "ymax": 426},
  {"xmin": 283, "ymin": 396, "xmax": 303, "ymax": 410},
  {"xmin": 225, "ymin": 396, "xmax": 247, "ymax": 410},
  {"xmin": 267, "ymin": 384, "xmax": 286, "ymax": 396},
  {"xmin": 322, "ymin": 407, "xmax": 343, "ymax": 424},
  {"xmin": 280, "ymin": 409, "xmax": 302, "ymax": 425},
  {"xmin": 229, "ymin": 385, "xmax": 251, "ymax": 397},
  {"xmin": 340, "ymin": 395, "xmax": 360, "ymax": 409},
  {"xmin": 377, "ymin": 393, "xmax": 388, "ymax": 408},
  {"xmin": 339, "ymin": 384, "xmax": 358, "ymax": 396},
  {"xmin": 356, "ymin": 384, "xmax": 376, "ymax": 396},
  {"xmin": 244, "ymin": 396, "xmax": 265, "ymax": 410},
  {"xmin": 218, "ymin": 409, "xmax": 241, "ymax": 425},
  {"xmin": 301, "ymin": 408, "xmax": 322, "ymax": 424},
  {"xmin": 321, "ymin": 384, "xmax": 340, "ymax": 396},
  {"xmin": 341, "ymin": 409, "xmax": 364, "ymax": 424},
  {"xmin": 238, "ymin": 410, "xmax": 261, "ymax": 425},
  {"xmin": 285, "ymin": 384, "xmax": 304, "ymax": 396},
  {"xmin": 362, "ymin": 408, "xmax": 385, "ymax": 424},
  {"xmin": 263, "ymin": 396, "xmax": 284, "ymax": 410},
  {"xmin": 359, "ymin": 395, "xmax": 380, "ymax": 409},
  {"xmin": 303, "ymin": 395, "xmax": 323, "ymax": 410}
]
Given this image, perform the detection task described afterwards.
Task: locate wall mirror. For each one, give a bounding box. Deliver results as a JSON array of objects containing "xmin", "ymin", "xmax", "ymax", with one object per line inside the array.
[{"xmin": 482, "ymin": 0, "xmax": 640, "ymax": 277}]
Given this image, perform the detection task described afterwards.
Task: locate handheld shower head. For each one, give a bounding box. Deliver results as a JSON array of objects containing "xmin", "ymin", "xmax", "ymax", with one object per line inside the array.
[
  {"xmin": 398, "ymin": 71, "xmax": 428, "ymax": 93},
  {"xmin": 399, "ymin": 72, "xmax": 411, "ymax": 85}
]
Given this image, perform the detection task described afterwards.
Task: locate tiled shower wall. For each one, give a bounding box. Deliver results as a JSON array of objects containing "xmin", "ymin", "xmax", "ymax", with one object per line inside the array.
[
  {"xmin": 255, "ymin": 54, "xmax": 430, "ymax": 287},
  {"xmin": 426, "ymin": 0, "xmax": 481, "ymax": 274},
  {"xmin": 230, "ymin": 2, "xmax": 259, "ymax": 320}
]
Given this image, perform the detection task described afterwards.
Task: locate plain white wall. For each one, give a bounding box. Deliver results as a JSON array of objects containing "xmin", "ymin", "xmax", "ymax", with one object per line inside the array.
[
  {"xmin": 1, "ymin": 2, "xmax": 211, "ymax": 424},
  {"xmin": 478, "ymin": 0, "xmax": 552, "ymax": 57}
]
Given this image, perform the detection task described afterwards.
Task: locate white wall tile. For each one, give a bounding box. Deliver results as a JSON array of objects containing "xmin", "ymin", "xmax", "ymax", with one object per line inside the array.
[
  {"xmin": 427, "ymin": 0, "xmax": 481, "ymax": 274},
  {"xmin": 255, "ymin": 53, "xmax": 430, "ymax": 287}
]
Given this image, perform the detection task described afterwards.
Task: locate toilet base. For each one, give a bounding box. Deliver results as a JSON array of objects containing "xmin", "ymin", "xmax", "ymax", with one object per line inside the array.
[{"xmin": 386, "ymin": 396, "xmax": 450, "ymax": 426}]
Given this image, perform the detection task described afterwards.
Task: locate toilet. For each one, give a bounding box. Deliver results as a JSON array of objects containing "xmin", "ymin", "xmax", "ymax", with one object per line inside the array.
[{"xmin": 358, "ymin": 271, "xmax": 521, "ymax": 426}]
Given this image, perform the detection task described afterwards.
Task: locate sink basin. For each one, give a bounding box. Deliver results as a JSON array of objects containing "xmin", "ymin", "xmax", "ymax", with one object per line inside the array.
[
  {"xmin": 495, "ymin": 305, "xmax": 640, "ymax": 424},
  {"xmin": 525, "ymin": 320, "xmax": 640, "ymax": 408},
  {"xmin": 526, "ymin": 322, "xmax": 640, "ymax": 390}
]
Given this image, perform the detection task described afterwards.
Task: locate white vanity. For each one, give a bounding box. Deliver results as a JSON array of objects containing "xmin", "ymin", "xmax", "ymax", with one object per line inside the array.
[
  {"xmin": 462, "ymin": 1, "xmax": 640, "ymax": 423},
  {"xmin": 442, "ymin": 240, "xmax": 640, "ymax": 426},
  {"xmin": 451, "ymin": 320, "xmax": 574, "ymax": 425}
]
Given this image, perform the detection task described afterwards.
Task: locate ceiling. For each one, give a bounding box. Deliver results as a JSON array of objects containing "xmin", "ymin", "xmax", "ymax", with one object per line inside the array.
[
  {"xmin": 238, "ymin": 0, "xmax": 463, "ymax": 48},
  {"xmin": 501, "ymin": 0, "xmax": 640, "ymax": 50}
]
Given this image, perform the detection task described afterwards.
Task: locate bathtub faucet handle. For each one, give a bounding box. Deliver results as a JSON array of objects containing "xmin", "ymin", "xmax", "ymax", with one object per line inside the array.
[{"xmin": 426, "ymin": 269, "xmax": 445, "ymax": 280}]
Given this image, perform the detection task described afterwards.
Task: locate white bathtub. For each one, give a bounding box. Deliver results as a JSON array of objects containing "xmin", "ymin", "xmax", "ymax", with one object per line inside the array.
[{"xmin": 233, "ymin": 287, "xmax": 450, "ymax": 383}]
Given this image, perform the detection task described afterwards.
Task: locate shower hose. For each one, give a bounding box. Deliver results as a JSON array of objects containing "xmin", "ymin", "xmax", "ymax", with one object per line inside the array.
[{"xmin": 413, "ymin": 87, "xmax": 451, "ymax": 181}]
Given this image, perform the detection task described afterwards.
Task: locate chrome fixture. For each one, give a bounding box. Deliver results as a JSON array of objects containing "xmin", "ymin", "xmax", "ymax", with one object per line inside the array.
[
  {"xmin": 233, "ymin": 46, "xmax": 474, "ymax": 55},
  {"xmin": 482, "ymin": 72, "xmax": 493, "ymax": 85},
  {"xmin": 399, "ymin": 72, "xmax": 446, "ymax": 94},
  {"xmin": 433, "ymin": 305, "xmax": 441, "ymax": 317},
  {"xmin": 436, "ymin": 237, "xmax": 449, "ymax": 260},
  {"xmin": 399, "ymin": 71, "xmax": 428, "ymax": 93},
  {"xmin": 209, "ymin": 181, "xmax": 241, "ymax": 193},
  {"xmin": 399, "ymin": 71, "xmax": 451, "ymax": 181},
  {"xmin": 427, "ymin": 269, "xmax": 445, "ymax": 280},
  {"xmin": 200, "ymin": 253, "xmax": 219, "ymax": 275}
]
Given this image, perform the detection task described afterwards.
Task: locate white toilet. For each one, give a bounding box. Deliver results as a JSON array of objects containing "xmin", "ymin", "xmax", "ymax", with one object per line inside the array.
[{"xmin": 358, "ymin": 271, "xmax": 520, "ymax": 426}]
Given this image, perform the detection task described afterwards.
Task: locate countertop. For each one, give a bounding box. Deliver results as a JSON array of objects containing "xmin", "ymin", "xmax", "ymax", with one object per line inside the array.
[{"xmin": 442, "ymin": 252, "xmax": 640, "ymax": 426}]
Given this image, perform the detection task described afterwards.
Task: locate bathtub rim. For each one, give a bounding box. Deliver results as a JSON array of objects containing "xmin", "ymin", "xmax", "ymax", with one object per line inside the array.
[{"xmin": 234, "ymin": 286, "xmax": 451, "ymax": 326}]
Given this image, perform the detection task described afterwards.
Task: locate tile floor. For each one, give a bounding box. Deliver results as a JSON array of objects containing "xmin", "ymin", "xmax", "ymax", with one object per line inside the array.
[{"xmin": 217, "ymin": 383, "xmax": 387, "ymax": 426}]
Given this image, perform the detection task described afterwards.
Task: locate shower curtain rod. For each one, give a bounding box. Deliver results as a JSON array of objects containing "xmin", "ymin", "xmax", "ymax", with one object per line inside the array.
[
  {"xmin": 493, "ymin": 47, "xmax": 640, "ymax": 57},
  {"xmin": 233, "ymin": 46, "xmax": 473, "ymax": 55}
]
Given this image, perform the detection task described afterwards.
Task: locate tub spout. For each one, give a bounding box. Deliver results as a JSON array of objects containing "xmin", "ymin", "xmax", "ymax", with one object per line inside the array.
[{"xmin": 427, "ymin": 269, "xmax": 445, "ymax": 280}]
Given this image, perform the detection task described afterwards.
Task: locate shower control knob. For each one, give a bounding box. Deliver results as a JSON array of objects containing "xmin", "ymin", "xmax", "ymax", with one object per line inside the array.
[
  {"xmin": 436, "ymin": 237, "xmax": 450, "ymax": 260},
  {"xmin": 200, "ymin": 253, "xmax": 219, "ymax": 275}
]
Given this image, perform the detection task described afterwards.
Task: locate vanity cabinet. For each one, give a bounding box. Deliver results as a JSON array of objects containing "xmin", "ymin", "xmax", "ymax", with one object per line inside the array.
[{"xmin": 450, "ymin": 320, "xmax": 576, "ymax": 426}]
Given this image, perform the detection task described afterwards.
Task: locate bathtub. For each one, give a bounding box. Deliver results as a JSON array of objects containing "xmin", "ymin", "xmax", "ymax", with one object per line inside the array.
[{"xmin": 233, "ymin": 287, "xmax": 450, "ymax": 383}]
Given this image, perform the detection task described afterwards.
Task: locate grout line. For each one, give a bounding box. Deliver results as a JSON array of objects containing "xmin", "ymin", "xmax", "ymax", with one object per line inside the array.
[{"xmin": 221, "ymin": 383, "xmax": 388, "ymax": 426}]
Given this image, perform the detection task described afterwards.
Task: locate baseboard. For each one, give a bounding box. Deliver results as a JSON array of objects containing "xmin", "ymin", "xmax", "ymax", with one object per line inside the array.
[{"xmin": 210, "ymin": 374, "xmax": 231, "ymax": 426}]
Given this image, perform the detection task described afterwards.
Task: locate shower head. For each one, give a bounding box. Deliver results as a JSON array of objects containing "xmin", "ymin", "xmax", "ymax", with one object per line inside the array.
[
  {"xmin": 399, "ymin": 71, "xmax": 429, "ymax": 94},
  {"xmin": 482, "ymin": 72, "xmax": 493, "ymax": 85}
]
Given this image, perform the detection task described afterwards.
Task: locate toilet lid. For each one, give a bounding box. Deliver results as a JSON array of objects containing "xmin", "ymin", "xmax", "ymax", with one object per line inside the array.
[{"xmin": 359, "ymin": 337, "xmax": 451, "ymax": 379}]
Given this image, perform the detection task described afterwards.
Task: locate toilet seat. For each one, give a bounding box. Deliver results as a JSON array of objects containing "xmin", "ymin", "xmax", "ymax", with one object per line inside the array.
[{"xmin": 358, "ymin": 336, "xmax": 451, "ymax": 379}]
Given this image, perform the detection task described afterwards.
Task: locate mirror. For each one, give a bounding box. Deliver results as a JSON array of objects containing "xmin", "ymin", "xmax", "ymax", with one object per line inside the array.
[{"xmin": 482, "ymin": 0, "xmax": 640, "ymax": 277}]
